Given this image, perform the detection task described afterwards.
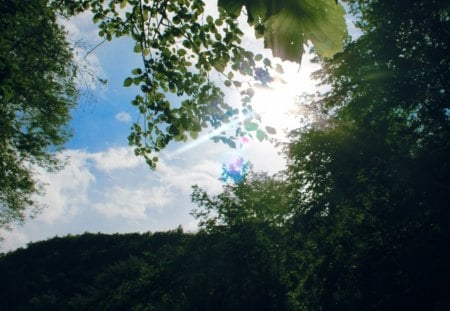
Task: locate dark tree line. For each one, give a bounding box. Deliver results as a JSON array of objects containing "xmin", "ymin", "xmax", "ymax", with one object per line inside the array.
[{"xmin": 0, "ymin": 230, "xmax": 285, "ymax": 310}]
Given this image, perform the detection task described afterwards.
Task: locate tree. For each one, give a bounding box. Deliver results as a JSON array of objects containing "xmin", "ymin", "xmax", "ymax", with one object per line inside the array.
[
  {"xmin": 0, "ymin": 0, "xmax": 77, "ymax": 229},
  {"xmin": 286, "ymin": 0, "xmax": 450, "ymax": 309},
  {"xmin": 191, "ymin": 170, "xmax": 290, "ymax": 229},
  {"xmin": 191, "ymin": 170, "xmax": 290, "ymax": 308},
  {"xmin": 55, "ymin": 0, "xmax": 347, "ymax": 168}
]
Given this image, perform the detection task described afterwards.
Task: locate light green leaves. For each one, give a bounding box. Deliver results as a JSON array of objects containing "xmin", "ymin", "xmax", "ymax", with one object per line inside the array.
[
  {"xmin": 218, "ymin": 0, "xmax": 347, "ymax": 62},
  {"xmin": 256, "ymin": 129, "xmax": 267, "ymax": 142},
  {"xmin": 245, "ymin": 122, "xmax": 259, "ymax": 131},
  {"xmin": 58, "ymin": 0, "xmax": 347, "ymax": 169}
]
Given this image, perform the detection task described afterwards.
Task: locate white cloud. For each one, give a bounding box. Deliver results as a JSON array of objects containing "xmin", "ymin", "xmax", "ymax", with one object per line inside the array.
[
  {"xmin": 0, "ymin": 230, "xmax": 29, "ymax": 252},
  {"xmin": 90, "ymin": 147, "xmax": 143, "ymax": 172},
  {"xmin": 0, "ymin": 145, "xmax": 230, "ymax": 252},
  {"xmin": 0, "ymin": 127, "xmax": 292, "ymax": 253},
  {"xmin": 93, "ymin": 186, "xmax": 171, "ymax": 220},
  {"xmin": 116, "ymin": 111, "xmax": 132, "ymax": 123},
  {"xmin": 34, "ymin": 150, "xmax": 95, "ymax": 224}
]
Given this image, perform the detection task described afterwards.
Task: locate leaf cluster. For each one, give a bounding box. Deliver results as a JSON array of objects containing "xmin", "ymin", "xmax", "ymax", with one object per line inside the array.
[
  {"xmin": 54, "ymin": 0, "xmax": 287, "ymax": 167},
  {"xmin": 0, "ymin": 0, "xmax": 77, "ymax": 229},
  {"xmin": 52, "ymin": 0, "xmax": 347, "ymax": 168}
]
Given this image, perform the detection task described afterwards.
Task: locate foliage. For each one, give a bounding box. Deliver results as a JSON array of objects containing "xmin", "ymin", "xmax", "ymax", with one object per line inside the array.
[
  {"xmin": 191, "ymin": 170, "xmax": 289, "ymax": 229},
  {"xmin": 218, "ymin": 0, "xmax": 347, "ymax": 62},
  {"xmin": 0, "ymin": 230, "xmax": 285, "ymax": 310},
  {"xmin": 191, "ymin": 170, "xmax": 291, "ymax": 308},
  {"xmin": 0, "ymin": 0, "xmax": 77, "ymax": 229},
  {"xmin": 53, "ymin": 0, "xmax": 346, "ymax": 168},
  {"xmin": 286, "ymin": 0, "xmax": 450, "ymax": 310}
]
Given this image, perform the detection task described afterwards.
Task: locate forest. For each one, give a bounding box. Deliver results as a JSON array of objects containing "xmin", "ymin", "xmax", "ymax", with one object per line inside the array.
[{"xmin": 1, "ymin": 0, "xmax": 449, "ymax": 310}]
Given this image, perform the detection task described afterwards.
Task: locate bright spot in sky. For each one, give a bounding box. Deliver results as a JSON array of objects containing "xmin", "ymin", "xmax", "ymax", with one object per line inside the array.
[
  {"xmin": 169, "ymin": 58, "xmax": 319, "ymax": 160},
  {"xmin": 252, "ymin": 84, "xmax": 299, "ymax": 136},
  {"xmin": 251, "ymin": 62, "xmax": 317, "ymax": 137}
]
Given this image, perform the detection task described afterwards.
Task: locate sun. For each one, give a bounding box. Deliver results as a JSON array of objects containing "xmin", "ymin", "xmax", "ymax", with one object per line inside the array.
[
  {"xmin": 249, "ymin": 59, "xmax": 321, "ymax": 138},
  {"xmin": 250, "ymin": 83, "xmax": 299, "ymax": 137},
  {"xmin": 168, "ymin": 61, "xmax": 318, "ymax": 157}
]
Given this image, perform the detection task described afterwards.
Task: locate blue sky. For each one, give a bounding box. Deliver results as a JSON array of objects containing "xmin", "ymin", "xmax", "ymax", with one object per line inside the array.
[{"xmin": 0, "ymin": 2, "xmax": 350, "ymax": 252}]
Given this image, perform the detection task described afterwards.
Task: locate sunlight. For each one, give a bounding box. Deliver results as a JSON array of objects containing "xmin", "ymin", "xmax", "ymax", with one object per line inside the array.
[
  {"xmin": 168, "ymin": 113, "xmax": 251, "ymax": 157},
  {"xmin": 251, "ymin": 60, "xmax": 318, "ymax": 137},
  {"xmin": 169, "ymin": 59, "xmax": 318, "ymax": 158},
  {"xmin": 251, "ymin": 83, "xmax": 299, "ymax": 137}
]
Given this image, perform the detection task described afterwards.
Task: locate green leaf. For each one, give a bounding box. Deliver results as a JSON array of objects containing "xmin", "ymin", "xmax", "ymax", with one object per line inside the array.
[
  {"xmin": 275, "ymin": 63, "xmax": 284, "ymax": 74},
  {"xmin": 233, "ymin": 81, "xmax": 242, "ymax": 87},
  {"xmin": 190, "ymin": 131, "xmax": 199, "ymax": 139},
  {"xmin": 265, "ymin": 126, "xmax": 277, "ymax": 134},
  {"xmin": 134, "ymin": 44, "xmax": 142, "ymax": 53},
  {"xmin": 256, "ymin": 129, "xmax": 266, "ymax": 141},
  {"xmin": 217, "ymin": 0, "xmax": 244, "ymax": 17},
  {"xmin": 218, "ymin": 0, "xmax": 347, "ymax": 62},
  {"xmin": 220, "ymin": 137, "xmax": 237, "ymax": 148},
  {"xmin": 131, "ymin": 68, "xmax": 142, "ymax": 75},
  {"xmin": 245, "ymin": 122, "xmax": 258, "ymax": 131},
  {"xmin": 123, "ymin": 77, "xmax": 133, "ymax": 87},
  {"xmin": 255, "ymin": 54, "xmax": 263, "ymax": 61}
]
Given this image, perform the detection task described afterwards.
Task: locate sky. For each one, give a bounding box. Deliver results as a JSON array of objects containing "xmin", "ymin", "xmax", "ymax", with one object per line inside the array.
[{"xmin": 0, "ymin": 2, "xmax": 357, "ymax": 252}]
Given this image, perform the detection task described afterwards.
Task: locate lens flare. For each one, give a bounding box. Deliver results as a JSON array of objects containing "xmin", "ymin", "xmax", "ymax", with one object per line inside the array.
[{"xmin": 220, "ymin": 157, "xmax": 250, "ymax": 184}]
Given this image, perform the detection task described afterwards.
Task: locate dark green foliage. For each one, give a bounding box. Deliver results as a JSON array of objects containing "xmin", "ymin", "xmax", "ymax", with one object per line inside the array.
[
  {"xmin": 286, "ymin": 0, "xmax": 450, "ymax": 310},
  {"xmin": 191, "ymin": 171, "xmax": 290, "ymax": 309},
  {"xmin": 0, "ymin": 230, "xmax": 285, "ymax": 310},
  {"xmin": 0, "ymin": 0, "xmax": 77, "ymax": 229}
]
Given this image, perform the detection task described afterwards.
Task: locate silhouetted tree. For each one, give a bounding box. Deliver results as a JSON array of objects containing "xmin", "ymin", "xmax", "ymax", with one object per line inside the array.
[{"xmin": 286, "ymin": 0, "xmax": 450, "ymax": 309}]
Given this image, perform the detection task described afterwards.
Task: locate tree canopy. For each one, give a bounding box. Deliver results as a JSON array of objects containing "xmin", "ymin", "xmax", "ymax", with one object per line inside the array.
[
  {"xmin": 285, "ymin": 0, "xmax": 450, "ymax": 309},
  {"xmin": 0, "ymin": 0, "xmax": 77, "ymax": 229}
]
